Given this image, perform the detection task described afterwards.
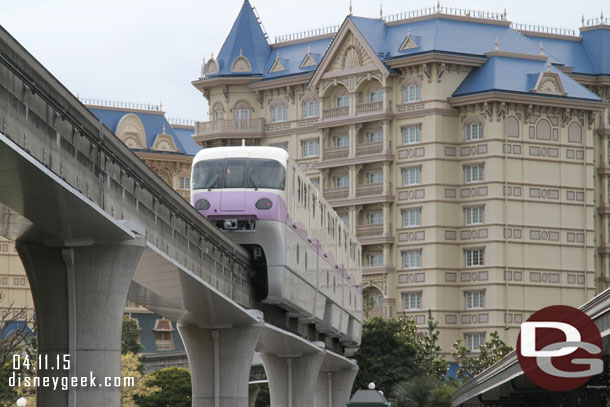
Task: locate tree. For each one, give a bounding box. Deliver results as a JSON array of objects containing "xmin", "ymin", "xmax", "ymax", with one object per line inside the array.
[
  {"xmin": 0, "ymin": 306, "xmax": 36, "ymax": 405},
  {"xmin": 413, "ymin": 311, "xmax": 448, "ymax": 378},
  {"xmin": 135, "ymin": 367, "xmax": 192, "ymax": 407},
  {"xmin": 391, "ymin": 375, "xmax": 459, "ymax": 407},
  {"xmin": 452, "ymin": 331, "xmax": 513, "ymax": 378},
  {"xmin": 353, "ymin": 317, "xmax": 420, "ymax": 399},
  {"xmin": 122, "ymin": 314, "xmax": 143, "ymax": 355},
  {"xmin": 121, "ymin": 352, "xmax": 159, "ymax": 407}
]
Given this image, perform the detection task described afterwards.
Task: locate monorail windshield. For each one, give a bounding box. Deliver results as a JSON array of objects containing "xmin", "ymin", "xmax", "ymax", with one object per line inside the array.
[{"xmin": 193, "ymin": 157, "xmax": 286, "ymax": 190}]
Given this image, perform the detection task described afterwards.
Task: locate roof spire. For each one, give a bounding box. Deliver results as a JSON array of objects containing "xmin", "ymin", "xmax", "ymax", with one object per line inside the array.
[
  {"xmin": 162, "ymin": 124, "xmax": 166, "ymax": 134},
  {"xmin": 380, "ymin": 2, "xmax": 383, "ymax": 19},
  {"xmin": 307, "ymin": 45, "xmax": 311, "ymax": 55},
  {"xmin": 200, "ymin": 56, "xmax": 206, "ymax": 77},
  {"xmin": 503, "ymin": 8, "xmax": 507, "ymax": 20},
  {"xmin": 349, "ymin": 0, "xmax": 352, "ymax": 15},
  {"xmin": 494, "ymin": 36, "xmax": 498, "ymax": 51},
  {"xmin": 602, "ymin": 11, "xmax": 605, "ymax": 20},
  {"xmin": 539, "ymin": 40, "xmax": 544, "ymax": 55},
  {"xmin": 582, "ymin": 14, "xmax": 585, "ymax": 26},
  {"xmin": 211, "ymin": 51, "xmax": 214, "ymax": 59},
  {"xmin": 437, "ymin": 0, "xmax": 440, "ymax": 12},
  {"xmin": 240, "ymin": 48, "xmax": 243, "ymax": 56}
]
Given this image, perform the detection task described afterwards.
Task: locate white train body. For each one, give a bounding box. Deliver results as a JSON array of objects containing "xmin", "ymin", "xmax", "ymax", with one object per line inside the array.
[{"xmin": 191, "ymin": 146, "xmax": 362, "ymax": 345}]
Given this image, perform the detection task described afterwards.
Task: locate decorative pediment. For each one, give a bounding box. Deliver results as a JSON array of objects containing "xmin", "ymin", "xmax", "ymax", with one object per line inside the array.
[
  {"xmin": 231, "ymin": 50, "xmax": 252, "ymax": 73},
  {"xmin": 399, "ymin": 29, "xmax": 419, "ymax": 51},
  {"xmin": 269, "ymin": 51, "xmax": 286, "ymax": 73},
  {"xmin": 116, "ymin": 113, "xmax": 146, "ymax": 149},
  {"xmin": 205, "ymin": 57, "xmax": 220, "ymax": 75},
  {"xmin": 152, "ymin": 126, "xmax": 178, "ymax": 152},
  {"xmin": 300, "ymin": 46, "xmax": 318, "ymax": 68},
  {"xmin": 531, "ymin": 67, "xmax": 567, "ymax": 96},
  {"xmin": 329, "ymin": 32, "xmax": 373, "ymax": 71}
]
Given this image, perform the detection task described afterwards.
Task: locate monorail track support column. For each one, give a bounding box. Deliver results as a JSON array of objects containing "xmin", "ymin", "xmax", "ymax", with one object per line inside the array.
[
  {"xmin": 314, "ymin": 365, "xmax": 359, "ymax": 407},
  {"xmin": 16, "ymin": 237, "xmax": 146, "ymax": 407},
  {"xmin": 178, "ymin": 323, "xmax": 263, "ymax": 407},
  {"xmin": 260, "ymin": 352, "xmax": 325, "ymax": 407}
]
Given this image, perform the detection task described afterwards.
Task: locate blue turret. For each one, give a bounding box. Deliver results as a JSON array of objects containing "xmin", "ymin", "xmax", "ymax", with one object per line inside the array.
[{"xmin": 213, "ymin": 0, "xmax": 271, "ymax": 76}]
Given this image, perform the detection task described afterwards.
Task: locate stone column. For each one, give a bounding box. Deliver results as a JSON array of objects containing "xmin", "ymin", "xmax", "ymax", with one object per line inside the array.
[
  {"xmin": 178, "ymin": 324, "xmax": 263, "ymax": 407},
  {"xmin": 261, "ymin": 352, "xmax": 325, "ymax": 407},
  {"xmin": 382, "ymin": 120, "xmax": 391, "ymax": 152},
  {"xmin": 603, "ymin": 135, "xmax": 609, "ymax": 167},
  {"xmin": 348, "ymin": 165, "xmax": 356, "ymax": 199},
  {"xmin": 382, "ymin": 202, "xmax": 391, "ymax": 236},
  {"xmin": 382, "ymin": 162, "xmax": 390, "ymax": 195},
  {"xmin": 314, "ymin": 365, "xmax": 359, "ymax": 407},
  {"xmin": 16, "ymin": 238, "xmax": 146, "ymax": 407}
]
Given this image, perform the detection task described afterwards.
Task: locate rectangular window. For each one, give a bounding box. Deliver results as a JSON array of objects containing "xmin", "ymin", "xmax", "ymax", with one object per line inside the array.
[
  {"xmin": 402, "ymin": 84, "xmax": 421, "ymax": 103},
  {"xmin": 311, "ymin": 178, "xmax": 319, "ymax": 189},
  {"xmin": 179, "ymin": 177, "xmax": 190, "ymax": 190},
  {"xmin": 303, "ymin": 99, "xmax": 319, "ymax": 118},
  {"xmin": 368, "ymin": 212, "xmax": 383, "ymax": 225},
  {"xmin": 302, "ymin": 140, "xmax": 319, "ymax": 158},
  {"xmin": 465, "ymin": 291, "xmax": 485, "ymax": 309},
  {"xmin": 465, "ymin": 207, "xmax": 484, "ymax": 225},
  {"xmin": 402, "ymin": 208, "xmax": 421, "ymax": 228},
  {"xmin": 465, "ymin": 248, "xmax": 484, "ymax": 267},
  {"xmin": 402, "ymin": 167, "xmax": 421, "ymax": 186},
  {"xmin": 367, "ymin": 131, "xmax": 384, "ymax": 143},
  {"xmin": 402, "ymin": 125, "xmax": 421, "ymax": 144},
  {"xmin": 334, "ymin": 175, "xmax": 349, "ymax": 188},
  {"xmin": 271, "ymin": 105, "xmax": 287, "ymax": 123},
  {"xmin": 369, "ymin": 295, "xmax": 384, "ymax": 307},
  {"xmin": 214, "ymin": 110, "xmax": 223, "ymax": 120},
  {"xmin": 336, "ymin": 95, "xmax": 350, "ymax": 107},
  {"xmin": 234, "ymin": 109, "xmax": 250, "ymax": 120},
  {"xmin": 465, "ymin": 333, "xmax": 485, "ymax": 351},
  {"xmin": 465, "ymin": 123, "xmax": 484, "ymax": 141},
  {"xmin": 369, "ymin": 90, "xmax": 384, "ymax": 102},
  {"xmin": 464, "ymin": 164, "xmax": 484, "ymax": 183},
  {"xmin": 340, "ymin": 214, "xmax": 350, "ymax": 228},
  {"xmin": 367, "ymin": 172, "xmax": 383, "ymax": 184},
  {"xmin": 369, "ymin": 253, "xmax": 384, "ymax": 266},
  {"xmin": 402, "ymin": 292, "xmax": 421, "ymax": 310},
  {"xmin": 334, "ymin": 135, "xmax": 349, "ymax": 147},
  {"xmin": 402, "ymin": 250, "xmax": 421, "ymax": 269}
]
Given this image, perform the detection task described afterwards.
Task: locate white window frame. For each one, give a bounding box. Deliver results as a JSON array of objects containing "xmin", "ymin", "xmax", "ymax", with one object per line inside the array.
[
  {"xmin": 367, "ymin": 131, "xmax": 384, "ymax": 143},
  {"xmin": 234, "ymin": 109, "xmax": 250, "ymax": 120},
  {"xmin": 369, "ymin": 89, "xmax": 384, "ymax": 103},
  {"xmin": 368, "ymin": 212, "xmax": 384, "ymax": 225},
  {"xmin": 402, "ymin": 292, "xmax": 422, "ymax": 311},
  {"xmin": 402, "ymin": 167, "xmax": 421, "ymax": 186},
  {"xmin": 465, "ymin": 122, "xmax": 484, "ymax": 141},
  {"xmin": 367, "ymin": 171, "xmax": 383, "ymax": 184},
  {"xmin": 271, "ymin": 104, "xmax": 287, "ymax": 123},
  {"xmin": 465, "ymin": 333, "xmax": 485, "ymax": 351},
  {"xmin": 179, "ymin": 177, "xmax": 190, "ymax": 190},
  {"xmin": 465, "ymin": 291, "xmax": 485, "ymax": 309},
  {"xmin": 339, "ymin": 214, "xmax": 350, "ymax": 228},
  {"xmin": 302, "ymin": 99, "xmax": 319, "ymax": 118},
  {"xmin": 334, "ymin": 175, "xmax": 349, "ymax": 188},
  {"xmin": 214, "ymin": 110, "xmax": 224, "ymax": 120},
  {"xmin": 334, "ymin": 135, "xmax": 349, "ymax": 148},
  {"xmin": 402, "ymin": 208, "xmax": 421, "ymax": 228},
  {"xmin": 465, "ymin": 164, "xmax": 484, "ymax": 183},
  {"xmin": 368, "ymin": 253, "xmax": 384, "ymax": 266},
  {"xmin": 402, "ymin": 125, "xmax": 421, "ymax": 145},
  {"xmin": 402, "ymin": 250, "xmax": 421, "ymax": 269},
  {"xmin": 336, "ymin": 95, "xmax": 350, "ymax": 108},
  {"xmin": 302, "ymin": 139, "xmax": 319, "ymax": 158},
  {"xmin": 368, "ymin": 294, "xmax": 384, "ymax": 308},
  {"xmin": 402, "ymin": 84, "xmax": 421, "ymax": 103},
  {"xmin": 465, "ymin": 248, "xmax": 484, "ymax": 267},
  {"xmin": 465, "ymin": 206, "xmax": 484, "ymax": 225},
  {"xmin": 310, "ymin": 178, "xmax": 320, "ymax": 189}
]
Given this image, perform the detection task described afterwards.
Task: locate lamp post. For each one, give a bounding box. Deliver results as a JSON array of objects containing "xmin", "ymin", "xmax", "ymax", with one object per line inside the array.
[{"xmin": 16, "ymin": 398, "xmax": 26, "ymax": 407}]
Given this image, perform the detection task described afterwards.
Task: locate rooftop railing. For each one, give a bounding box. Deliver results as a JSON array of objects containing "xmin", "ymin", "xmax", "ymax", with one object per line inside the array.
[
  {"xmin": 167, "ymin": 118, "xmax": 195, "ymax": 126},
  {"xmin": 384, "ymin": 5, "xmax": 506, "ymax": 23},
  {"xmin": 79, "ymin": 97, "xmax": 162, "ymax": 112},
  {"xmin": 583, "ymin": 15, "xmax": 609, "ymax": 27},
  {"xmin": 511, "ymin": 22, "xmax": 577, "ymax": 36},
  {"xmin": 275, "ymin": 24, "xmax": 341, "ymax": 44}
]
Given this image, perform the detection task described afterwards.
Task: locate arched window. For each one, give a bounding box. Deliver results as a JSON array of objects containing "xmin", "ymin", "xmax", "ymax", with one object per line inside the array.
[
  {"xmin": 506, "ymin": 116, "xmax": 519, "ymax": 138},
  {"xmin": 212, "ymin": 102, "xmax": 224, "ymax": 120},
  {"xmin": 568, "ymin": 122, "xmax": 582, "ymax": 143},
  {"xmin": 302, "ymin": 94, "xmax": 319, "ymax": 118},
  {"xmin": 401, "ymin": 78, "xmax": 421, "ymax": 103},
  {"xmin": 536, "ymin": 119, "xmax": 551, "ymax": 141},
  {"xmin": 233, "ymin": 100, "xmax": 252, "ymax": 120},
  {"xmin": 270, "ymin": 99, "xmax": 288, "ymax": 123}
]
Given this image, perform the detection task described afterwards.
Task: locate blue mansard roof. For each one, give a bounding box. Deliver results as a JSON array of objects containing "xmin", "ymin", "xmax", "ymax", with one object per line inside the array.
[
  {"xmin": 452, "ymin": 56, "xmax": 603, "ymax": 101},
  {"xmin": 89, "ymin": 107, "xmax": 200, "ymax": 156},
  {"xmin": 580, "ymin": 27, "xmax": 610, "ymax": 75},
  {"xmin": 263, "ymin": 38, "xmax": 332, "ymax": 80},
  {"xmin": 523, "ymin": 36, "xmax": 595, "ymax": 75}
]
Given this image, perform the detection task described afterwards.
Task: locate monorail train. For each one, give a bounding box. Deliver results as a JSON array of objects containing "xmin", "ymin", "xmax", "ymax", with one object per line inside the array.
[{"xmin": 190, "ymin": 146, "xmax": 362, "ymax": 346}]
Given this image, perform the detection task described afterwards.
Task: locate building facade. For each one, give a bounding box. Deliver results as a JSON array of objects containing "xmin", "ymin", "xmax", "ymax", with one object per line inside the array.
[{"xmin": 192, "ymin": 1, "xmax": 610, "ymax": 354}]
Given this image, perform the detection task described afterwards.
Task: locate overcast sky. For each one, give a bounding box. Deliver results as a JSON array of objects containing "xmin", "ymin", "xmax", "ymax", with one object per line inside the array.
[{"xmin": 2, "ymin": 1, "xmax": 607, "ymax": 122}]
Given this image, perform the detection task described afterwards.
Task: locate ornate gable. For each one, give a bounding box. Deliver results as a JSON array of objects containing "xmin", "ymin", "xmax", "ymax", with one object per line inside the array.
[
  {"xmin": 116, "ymin": 113, "xmax": 146, "ymax": 149},
  {"xmin": 269, "ymin": 52, "xmax": 286, "ymax": 73},
  {"xmin": 231, "ymin": 50, "xmax": 252, "ymax": 73},
  {"xmin": 531, "ymin": 65, "xmax": 567, "ymax": 96},
  {"xmin": 152, "ymin": 126, "xmax": 178, "ymax": 152},
  {"xmin": 329, "ymin": 32, "xmax": 374, "ymax": 71},
  {"xmin": 399, "ymin": 29, "xmax": 419, "ymax": 51},
  {"xmin": 300, "ymin": 46, "xmax": 317, "ymax": 68}
]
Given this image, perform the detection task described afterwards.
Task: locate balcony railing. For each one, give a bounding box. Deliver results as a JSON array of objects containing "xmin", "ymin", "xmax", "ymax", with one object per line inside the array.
[
  {"xmin": 357, "ymin": 224, "xmax": 384, "ymax": 238},
  {"xmin": 324, "ymin": 187, "xmax": 349, "ymax": 201},
  {"xmin": 324, "ymin": 146, "xmax": 349, "ymax": 160},
  {"xmin": 357, "ymin": 183, "xmax": 384, "ymax": 197},
  {"xmin": 155, "ymin": 340, "xmax": 174, "ymax": 351},
  {"xmin": 194, "ymin": 118, "xmax": 265, "ymax": 139},
  {"xmin": 356, "ymin": 101, "xmax": 383, "ymax": 115},
  {"xmin": 322, "ymin": 106, "xmax": 349, "ymax": 120},
  {"xmin": 356, "ymin": 141, "xmax": 384, "ymax": 156}
]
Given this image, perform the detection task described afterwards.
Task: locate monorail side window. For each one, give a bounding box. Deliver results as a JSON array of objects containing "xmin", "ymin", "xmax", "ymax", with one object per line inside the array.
[{"xmin": 192, "ymin": 158, "xmax": 224, "ymax": 189}]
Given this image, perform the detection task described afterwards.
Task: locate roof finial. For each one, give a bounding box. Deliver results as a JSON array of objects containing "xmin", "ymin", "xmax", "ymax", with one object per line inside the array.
[
  {"xmin": 539, "ymin": 40, "xmax": 544, "ymax": 55},
  {"xmin": 275, "ymin": 50, "xmax": 280, "ymax": 60},
  {"xmin": 379, "ymin": 2, "xmax": 383, "ymax": 19},
  {"xmin": 408, "ymin": 27, "xmax": 412, "ymax": 36},
  {"xmin": 582, "ymin": 14, "xmax": 585, "ymax": 26},
  {"xmin": 211, "ymin": 51, "xmax": 214, "ymax": 59},
  {"xmin": 437, "ymin": 0, "xmax": 440, "ymax": 12},
  {"xmin": 240, "ymin": 48, "xmax": 243, "ymax": 57},
  {"xmin": 162, "ymin": 124, "xmax": 166, "ymax": 134},
  {"xmin": 494, "ymin": 36, "xmax": 498, "ymax": 51},
  {"xmin": 503, "ymin": 8, "xmax": 507, "ymax": 20},
  {"xmin": 307, "ymin": 45, "xmax": 311, "ymax": 54},
  {"xmin": 602, "ymin": 11, "xmax": 605, "ymax": 20},
  {"xmin": 349, "ymin": 0, "xmax": 352, "ymax": 15},
  {"xmin": 201, "ymin": 56, "xmax": 206, "ymax": 76},
  {"xmin": 547, "ymin": 61, "xmax": 551, "ymax": 72}
]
